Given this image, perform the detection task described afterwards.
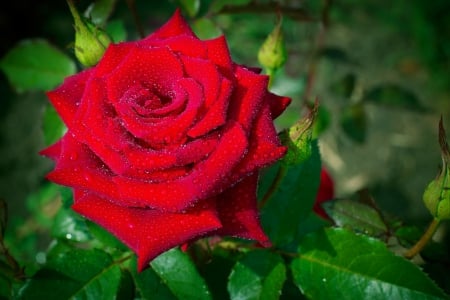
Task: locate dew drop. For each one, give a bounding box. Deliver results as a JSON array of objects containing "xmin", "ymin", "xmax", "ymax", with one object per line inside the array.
[
  {"xmin": 322, "ymin": 278, "xmax": 327, "ymax": 283},
  {"xmin": 66, "ymin": 233, "xmax": 73, "ymax": 240},
  {"xmin": 70, "ymin": 153, "xmax": 78, "ymax": 161}
]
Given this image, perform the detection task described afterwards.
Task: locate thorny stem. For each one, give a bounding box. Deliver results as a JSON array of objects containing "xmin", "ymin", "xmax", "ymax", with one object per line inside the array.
[
  {"xmin": 404, "ymin": 218, "xmax": 441, "ymax": 259},
  {"xmin": 258, "ymin": 166, "xmax": 288, "ymax": 209},
  {"xmin": 126, "ymin": 0, "xmax": 145, "ymax": 38}
]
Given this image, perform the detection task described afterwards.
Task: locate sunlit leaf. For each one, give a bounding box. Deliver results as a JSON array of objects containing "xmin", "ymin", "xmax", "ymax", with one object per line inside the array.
[
  {"xmin": 291, "ymin": 228, "xmax": 448, "ymax": 300},
  {"xmin": 151, "ymin": 248, "xmax": 212, "ymax": 300},
  {"xmin": 323, "ymin": 199, "xmax": 388, "ymax": 237},
  {"xmin": 340, "ymin": 102, "xmax": 367, "ymax": 143},
  {"xmin": 228, "ymin": 250, "xmax": 286, "ymax": 300},
  {"xmin": 0, "ymin": 39, "xmax": 76, "ymax": 92},
  {"xmin": 363, "ymin": 84, "xmax": 425, "ymax": 111}
]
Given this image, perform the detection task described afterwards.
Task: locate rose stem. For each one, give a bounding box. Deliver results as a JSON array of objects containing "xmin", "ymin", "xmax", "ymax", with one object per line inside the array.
[
  {"xmin": 125, "ymin": 0, "xmax": 145, "ymax": 38},
  {"xmin": 404, "ymin": 218, "xmax": 441, "ymax": 259}
]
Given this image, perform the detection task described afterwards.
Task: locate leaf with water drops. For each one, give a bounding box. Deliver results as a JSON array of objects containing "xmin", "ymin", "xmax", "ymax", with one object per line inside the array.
[
  {"xmin": 150, "ymin": 248, "xmax": 212, "ymax": 300},
  {"xmin": 228, "ymin": 250, "xmax": 286, "ymax": 300},
  {"xmin": 291, "ymin": 228, "xmax": 448, "ymax": 300},
  {"xmin": 18, "ymin": 248, "xmax": 124, "ymax": 299}
]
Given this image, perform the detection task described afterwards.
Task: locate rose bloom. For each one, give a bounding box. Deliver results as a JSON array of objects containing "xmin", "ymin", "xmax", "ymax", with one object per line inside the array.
[{"xmin": 41, "ymin": 10, "xmax": 290, "ymax": 271}]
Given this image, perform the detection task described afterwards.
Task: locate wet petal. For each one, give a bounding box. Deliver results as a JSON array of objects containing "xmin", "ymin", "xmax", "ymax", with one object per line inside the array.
[
  {"xmin": 266, "ymin": 92, "xmax": 291, "ymax": 119},
  {"xmin": 112, "ymin": 122, "xmax": 248, "ymax": 211},
  {"xmin": 204, "ymin": 36, "xmax": 234, "ymax": 79},
  {"xmin": 141, "ymin": 9, "xmax": 195, "ymax": 42},
  {"xmin": 228, "ymin": 66, "xmax": 269, "ymax": 131},
  {"xmin": 215, "ymin": 174, "xmax": 271, "ymax": 247},
  {"xmin": 46, "ymin": 69, "xmax": 91, "ymax": 127},
  {"xmin": 72, "ymin": 190, "xmax": 221, "ymax": 271}
]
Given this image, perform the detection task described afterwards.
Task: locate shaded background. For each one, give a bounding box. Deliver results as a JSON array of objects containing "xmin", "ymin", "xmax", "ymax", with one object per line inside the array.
[{"xmin": 1, "ymin": 0, "xmax": 450, "ymax": 255}]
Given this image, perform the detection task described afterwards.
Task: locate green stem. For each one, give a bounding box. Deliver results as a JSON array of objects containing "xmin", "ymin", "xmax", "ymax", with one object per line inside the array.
[
  {"xmin": 125, "ymin": 0, "xmax": 145, "ymax": 38},
  {"xmin": 258, "ymin": 166, "xmax": 287, "ymax": 209},
  {"xmin": 404, "ymin": 218, "xmax": 441, "ymax": 259}
]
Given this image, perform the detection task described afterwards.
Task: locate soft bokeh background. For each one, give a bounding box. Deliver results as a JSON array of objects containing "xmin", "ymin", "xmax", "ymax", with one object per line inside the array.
[{"xmin": 1, "ymin": 0, "xmax": 449, "ymax": 256}]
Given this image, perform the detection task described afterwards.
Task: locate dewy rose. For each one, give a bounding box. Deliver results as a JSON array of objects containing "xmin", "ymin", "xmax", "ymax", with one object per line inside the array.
[{"xmin": 41, "ymin": 10, "xmax": 290, "ymax": 271}]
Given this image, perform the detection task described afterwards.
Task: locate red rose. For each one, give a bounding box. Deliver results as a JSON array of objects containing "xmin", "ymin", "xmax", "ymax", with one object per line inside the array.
[
  {"xmin": 41, "ymin": 10, "xmax": 290, "ymax": 271},
  {"xmin": 313, "ymin": 168, "xmax": 335, "ymax": 220}
]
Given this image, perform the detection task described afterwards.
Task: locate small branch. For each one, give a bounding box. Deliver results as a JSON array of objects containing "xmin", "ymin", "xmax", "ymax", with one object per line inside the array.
[
  {"xmin": 214, "ymin": 3, "xmax": 315, "ymax": 22},
  {"xmin": 125, "ymin": 0, "xmax": 145, "ymax": 38},
  {"xmin": 258, "ymin": 166, "xmax": 287, "ymax": 209},
  {"xmin": 404, "ymin": 218, "xmax": 441, "ymax": 259}
]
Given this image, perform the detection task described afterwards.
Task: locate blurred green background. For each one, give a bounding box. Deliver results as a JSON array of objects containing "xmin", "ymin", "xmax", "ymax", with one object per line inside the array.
[{"xmin": 1, "ymin": 0, "xmax": 449, "ymax": 258}]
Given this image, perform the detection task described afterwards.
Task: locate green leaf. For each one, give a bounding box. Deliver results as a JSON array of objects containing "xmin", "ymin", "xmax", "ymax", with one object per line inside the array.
[
  {"xmin": 106, "ymin": 19, "xmax": 127, "ymax": 43},
  {"xmin": 128, "ymin": 256, "xmax": 177, "ymax": 300},
  {"xmin": 18, "ymin": 248, "xmax": 124, "ymax": 299},
  {"xmin": 42, "ymin": 104, "xmax": 66, "ymax": 146},
  {"xmin": 192, "ymin": 18, "xmax": 222, "ymax": 40},
  {"xmin": 340, "ymin": 102, "xmax": 367, "ymax": 143},
  {"xmin": 228, "ymin": 250, "xmax": 286, "ymax": 300},
  {"xmin": 291, "ymin": 228, "xmax": 448, "ymax": 300},
  {"xmin": 176, "ymin": 0, "xmax": 200, "ymax": 17},
  {"xmin": 86, "ymin": 220, "xmax": 128, "ymax": 251},
  {"xmin": 0, "ymin": 39, "xmax": 76, "ymax": 92},
  {"xmin": 51, "ymin": 207, "xmax": 91, "ymax": 242},
  {"xmin": 329, "ymin": 73, "xmax": 356, "ymax": 98},
  {"xmin": 260, "ymin": 140, "xmax": 321, "ymax": 246},
  {"xmin": 151, "ymin": 248, "xmax": 212, "ymax": 300},
  {"xmin": 84, "ymin": 0, "xmax": 118, "ymax": 25},
  {"xmin": 312, "ymin": 105, "xmax": 331, "ymax": 138},
  {"xmin": 363, "ymin": 84, "xmax": 425, "ymax": 111},
  {"xmin": 323, "ymin": 199, "xmax": 388, "ymax": 237}
]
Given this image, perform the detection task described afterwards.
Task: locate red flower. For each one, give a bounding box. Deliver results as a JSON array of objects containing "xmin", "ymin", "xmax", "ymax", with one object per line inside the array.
[
  {"xmin": 313, "ymin": 168, "xmax": 335, "ymax": 220},
  {"xmin": 41, "ymin": 10, "xmax": 290, "ymax": 271}
]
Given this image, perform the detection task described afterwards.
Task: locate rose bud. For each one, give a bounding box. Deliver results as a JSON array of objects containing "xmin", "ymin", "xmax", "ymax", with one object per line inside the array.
[
  {"xmin": 68, "ymin": 0, "xmax": 111, "ymax": 67},
  {"xmin": 313, "ymin": 168, "xmax": 335, "ymax": 220},
  {"xmin": 41, "ymin": 10, "xmax": 290, "ymax": 271},
  {"xmin": 257, "ymin": 17, "xmax": 287, "ymax": 72}
]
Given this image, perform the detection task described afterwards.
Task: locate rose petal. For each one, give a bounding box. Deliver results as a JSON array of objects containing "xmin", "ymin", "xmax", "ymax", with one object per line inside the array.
[
  {"xmin": 72, "ymin": 190, "xmax": 221, "ymax": 271},
  {"xmin": 142, "ymin": 9, "xmax": 195, "ymax": 42},
  {"xmin": 94, "ymin": 42, "xmax": 134, "ymax": 77},
  {"xmin": 144, "ymin": 35, "xmax": 207, "ymax": 58},
  {"xmin": 114, "ymin": 78, "xmax": 204, "ymax": 147},
  {"xmin": 228, "ymin": 66, "xmax": 269, "ymax": 131},
  {"xmin": 266, "ymin": 92, "xmax": 291, "ymax": 119},
  {"xmin": 46, "ymin": 69, "xmax": 91, "ymax": 127},
  {"xmin": 39, "ymin": 139, "xmax": 62, "ymax": 161},
  {"xmin": 215, "ymin": 174, "xmax": 271, "ymax": 247},
  {"xmin": 45, "ymin": 133, "xmax": 119, "ymax": 200},
  {"xmin": 188, "ymin": 77, "xmax": 233, "ymax": 138},
  {"xmin": 204, "ymin": 36, "xmax": 234, "ymax": 79},
  {"xmin": 106, "ymin": 46, "xmax": 184, "ymax": 102},
  {"xmin": 112, "ymin": 121, "xmax": 248, "ymax": 211},
  {"xmin": 230, "ymin": 103, "xmax": 287, "ymax": 181}
]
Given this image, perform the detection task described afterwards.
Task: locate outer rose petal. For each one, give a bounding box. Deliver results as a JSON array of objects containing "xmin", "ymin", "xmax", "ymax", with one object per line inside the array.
[
  {"xmin": 215, "ymin": 174, "xmax": 271, "ymax": 247},
  {"xmin": 228, "ymin": 66, "xmax": 269, "ymax": 131},
  {"xmin": 72, "ymin": 190, "xmax": 221, "ymax": 272},
  {"xmin": 266, "ymin": 92, "xmax": 291, "ymax": 119},
  {"xmin": 142, "ymin": 9, "xmax": 195, "ymax": 41},
  {"xmin": 46, "ymin": 69, "xmax": 91, "ymax": 127},
  {"xmin": 204, "ymin": 36, "xmax": 234, "ymax": 79}
]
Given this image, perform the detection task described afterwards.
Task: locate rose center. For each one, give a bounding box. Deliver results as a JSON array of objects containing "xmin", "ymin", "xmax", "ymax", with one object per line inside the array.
[{"xmin": 122, "ymin": 84, "xmax": 172, "ymax": 117}]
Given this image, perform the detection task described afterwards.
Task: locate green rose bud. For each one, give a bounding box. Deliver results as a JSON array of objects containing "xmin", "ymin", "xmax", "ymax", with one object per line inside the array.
[
  {"xmin": 258, "ymin": 17, "xmax": 287, "ymax": 72},
  {"xmin": 68, "ymin": 0, "xmax": 111, "ymax": 67},
  {"xmin": 423, "ymin": 118, "xmax": 450, "ymax": 220},
  {"xmin": 281, "ymin": 102, "xmax": 318, "ymax": 166}
]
